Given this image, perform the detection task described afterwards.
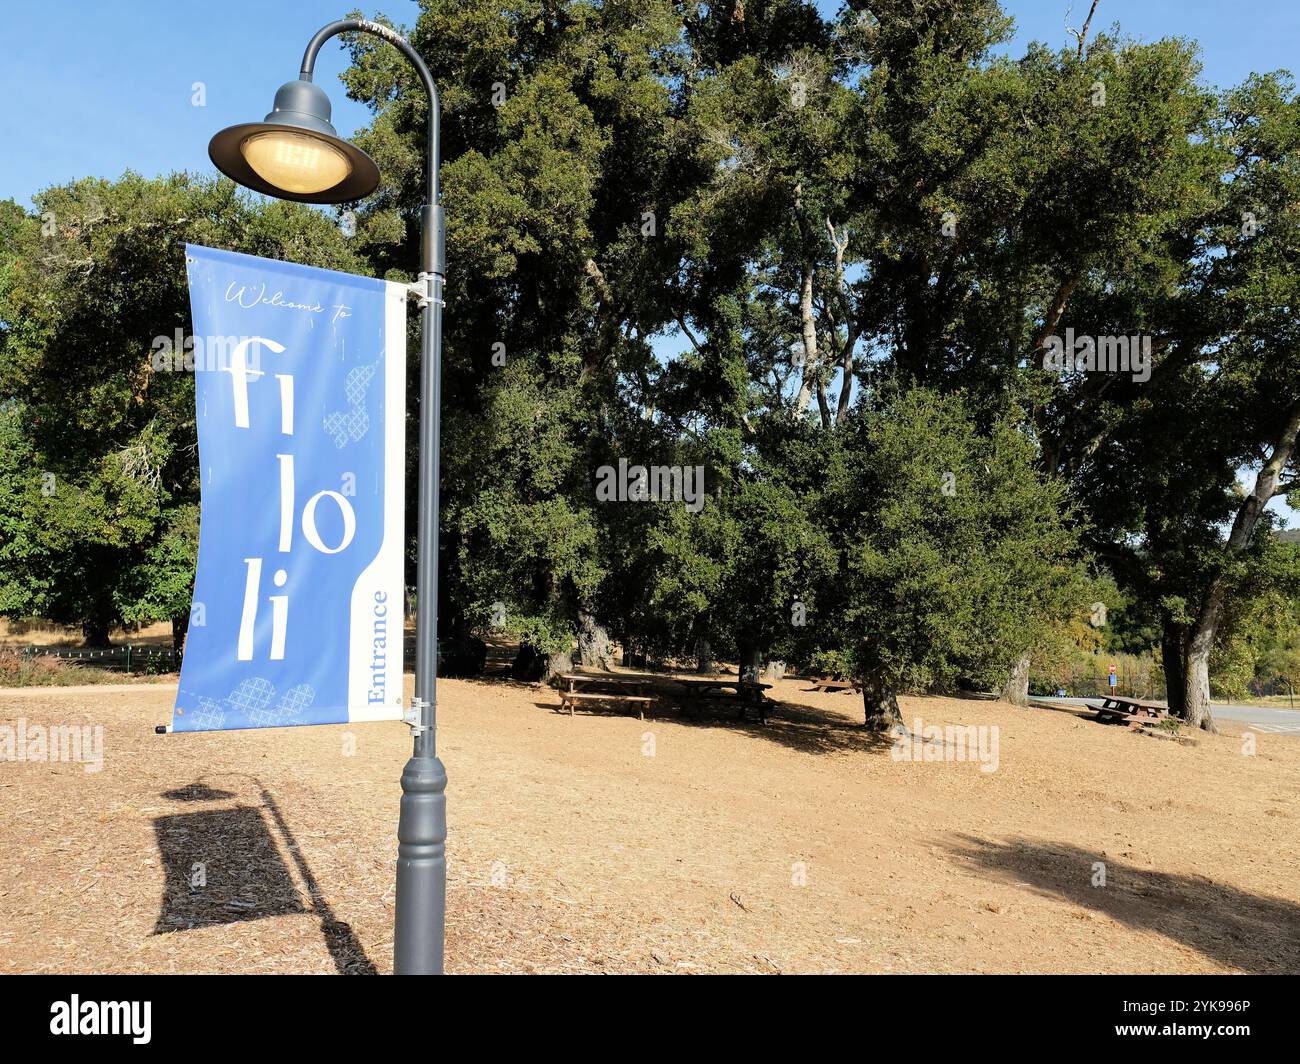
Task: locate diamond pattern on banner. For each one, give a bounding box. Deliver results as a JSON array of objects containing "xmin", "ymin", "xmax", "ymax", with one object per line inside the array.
[{"xmin": 324, "ymin": 362, "xmax": 377, "ymax": 447}]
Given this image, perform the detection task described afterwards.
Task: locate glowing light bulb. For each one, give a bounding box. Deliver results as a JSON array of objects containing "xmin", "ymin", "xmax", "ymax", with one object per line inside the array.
[{"xmin": 240, "ymin": 130, "xmax": 352, "ymax": 194}]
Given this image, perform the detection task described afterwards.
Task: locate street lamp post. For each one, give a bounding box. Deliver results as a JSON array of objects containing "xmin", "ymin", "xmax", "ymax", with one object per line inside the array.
[{"xmin": 209, "ymin": 18, "xmax": 447, "ymax": 975}]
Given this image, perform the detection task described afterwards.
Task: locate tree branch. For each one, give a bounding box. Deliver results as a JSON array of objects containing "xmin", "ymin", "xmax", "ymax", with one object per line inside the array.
[
  {"xmin": 584, "ymin": 257, "xmax": 614, "ymax": 305},
  {"xmin": 1030, "ymin": 275, "xmax": 1080, "ymax": 361},
  {"xmin": 674, "ymin": 313, "xmax": 704, "ymax": 355},
  {"xmin": 1069, "ymin": 1, "xmax": 1101, "ymax": 58}
]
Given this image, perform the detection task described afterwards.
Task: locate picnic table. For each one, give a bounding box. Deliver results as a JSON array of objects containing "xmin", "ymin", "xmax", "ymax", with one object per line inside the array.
[
  {"xmin": 553, "ymin": 671, "xmax": 773, "ymax": 723},
  {"xmin": 1090, "ymin": 695, "xmax": 1171, "ymax": 730},
  {"xmin": 669, "ymin": 677, "xmax": 773, "ymax": 723},
  {"xmin": 555, "ymin": 672, "xmax": 655, "ymax": 719}
]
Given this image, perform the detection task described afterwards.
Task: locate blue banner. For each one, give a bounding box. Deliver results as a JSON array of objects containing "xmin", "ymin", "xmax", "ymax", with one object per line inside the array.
[{"xmin": 173, "ymin": 245, "xmax": 406, "ymax": 731}]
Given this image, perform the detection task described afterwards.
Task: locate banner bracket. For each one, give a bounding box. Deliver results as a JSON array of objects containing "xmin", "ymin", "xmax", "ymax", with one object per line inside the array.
[
  {"xmin": 407, "ymin": 273, "xmax": 445, "ymax": 309},
  {"xmin": 404, "ymin": 696, "xmax": 432, "ymax": 736}
]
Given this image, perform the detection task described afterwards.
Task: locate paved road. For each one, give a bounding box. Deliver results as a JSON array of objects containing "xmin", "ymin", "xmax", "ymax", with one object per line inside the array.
[{"xmin": 1030, "ymin": 695, "xmax": 1300, "ymax": 734}]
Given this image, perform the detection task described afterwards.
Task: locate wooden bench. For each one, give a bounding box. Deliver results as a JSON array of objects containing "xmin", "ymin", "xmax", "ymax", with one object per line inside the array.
[{"xmin": 557, "ymin": 690, "xmax": 656, "ymax": 719}]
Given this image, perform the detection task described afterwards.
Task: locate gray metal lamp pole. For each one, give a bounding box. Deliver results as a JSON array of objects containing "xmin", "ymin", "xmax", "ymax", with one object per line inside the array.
[{"xmin": 208, "ymin": 18, "xmax": 447, "ymax": 974}]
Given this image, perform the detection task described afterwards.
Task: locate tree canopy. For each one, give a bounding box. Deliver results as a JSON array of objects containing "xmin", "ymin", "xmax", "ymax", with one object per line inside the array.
[{"xmin": 2, "ymin": 1, "xmax": 1297, "ymax": 732}]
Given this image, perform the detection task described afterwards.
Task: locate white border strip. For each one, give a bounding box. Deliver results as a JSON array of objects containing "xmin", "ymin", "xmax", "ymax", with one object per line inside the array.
[{"xmin": 347, "ymin": 282, "xmax": 408, "ymax": 721}]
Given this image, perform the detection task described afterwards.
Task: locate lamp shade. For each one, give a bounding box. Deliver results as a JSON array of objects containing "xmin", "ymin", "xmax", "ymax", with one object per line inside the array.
[{"xmin": 208, "ymin": 79, "xmax": 380, "ymax": 203}]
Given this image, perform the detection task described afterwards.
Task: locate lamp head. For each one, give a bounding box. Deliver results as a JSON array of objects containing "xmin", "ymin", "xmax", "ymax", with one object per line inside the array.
[{"xmin": 208, "ymin": 79, "xmax": 380, "ymax": 203}]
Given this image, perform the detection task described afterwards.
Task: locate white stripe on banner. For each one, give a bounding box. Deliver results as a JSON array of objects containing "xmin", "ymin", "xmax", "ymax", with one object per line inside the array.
[{"xmin": 348, "ymin": 282, "xmax": 408, "ymax": 720}]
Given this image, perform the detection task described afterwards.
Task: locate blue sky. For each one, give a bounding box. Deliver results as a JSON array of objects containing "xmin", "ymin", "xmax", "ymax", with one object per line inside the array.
[
  {"xmin": 1, "ymin": 0, "xmax": 1294, "ymax": 524},
  {"xmin": 2, "ymin": 1, "xmax": 1296, "ymax": 208},
  {"xmin": 0, "ymin": 0, "xmax": 421, "ymax": 208}
]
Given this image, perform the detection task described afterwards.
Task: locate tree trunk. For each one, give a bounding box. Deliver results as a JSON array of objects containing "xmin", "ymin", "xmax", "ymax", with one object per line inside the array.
[
  {"xmin": 1182, "ymin": 577, "xmax": 1226, "ymax": 733},
  {"xmin": 1183, "ymin": 631, "xmax": 1219, "ymax": 734},
  {"xmin": 81, "ymin": 616, "xmax": 112, "ymax": 647},
  {"xmin": 862, "ymin": 678, "xmax": 903, "ymax": 732},
  {"xmin": 511, "ymin": 643, "xmax": 544, "ymax": 681},
  {"xmin": 171, "ymin": 613, "xmax": 190, "ymax": 661},
  {"xmin": 543, "ymin": 649, "xmax": 572, "ymax": 684},
  {"xmin": 514, "ymin": 643, "xmax": 574, "ymax": 684},
  {"xmin": 1001, "ymin": 651, "xmax": 1031, "ymax": 706},
  {"xmin": 696, "ymin": 637, "xmax": 712, "ymax": 674},
  {"xmin": 793, "ymin": 262, "xmax": 819, "ymax": 416},
  {"xmin": 1178, "ymin": 398, "xmax": 1300, "ymax": 732},
  {"xmin": 575, "ymin": 608, "xmax": 613, "ymax": 670},
  {"xmin": 738, "ymin": 639, "xmax": 761, "ymax": 683}
]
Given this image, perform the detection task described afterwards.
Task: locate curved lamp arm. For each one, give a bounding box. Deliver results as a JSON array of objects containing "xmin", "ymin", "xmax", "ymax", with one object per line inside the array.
[{"xmin": 299, "ymin": 19, "xmax": 442, "ymax": 236}]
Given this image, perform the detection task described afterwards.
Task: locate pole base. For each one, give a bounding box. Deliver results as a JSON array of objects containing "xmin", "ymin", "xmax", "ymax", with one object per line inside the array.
[{"xmin": 393, "ymin": 752, "xmax": 447, "ymax": 974}]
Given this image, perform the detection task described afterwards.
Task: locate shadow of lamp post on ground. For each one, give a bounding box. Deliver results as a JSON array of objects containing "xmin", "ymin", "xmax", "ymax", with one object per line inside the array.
[{"xmin": 207, "ymin": 18, "xmax": 448, "ymax": 975}]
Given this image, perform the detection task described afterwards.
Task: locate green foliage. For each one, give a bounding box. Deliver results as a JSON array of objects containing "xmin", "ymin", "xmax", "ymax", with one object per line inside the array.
[
  {"xmin": 1210, "ymin": 540, "xmax": 1300, "ymax": 698},
  {"xmin": 0, "ymin": 174, "xmax": 366, "ymax": 641},
  {"xmin": 114, "ymin": 504, "xmax": 199, "ymax": 631},
  {"xmin": 808, "ymin": 389, "xmax": 1085, "ymax": 694}
]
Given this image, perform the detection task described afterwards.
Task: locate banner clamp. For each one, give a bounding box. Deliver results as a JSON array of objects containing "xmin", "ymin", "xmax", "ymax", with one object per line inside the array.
[
  {"xmin": 404, "ymin": 696, "xmax": 432, "ymax": 735},
  {"xmin": 407, "ymin": 273, "xmax": 445, "ymax": 309}
]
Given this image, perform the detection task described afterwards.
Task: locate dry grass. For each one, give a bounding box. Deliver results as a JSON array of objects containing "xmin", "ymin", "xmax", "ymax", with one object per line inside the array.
[
  {"xmin": 1238, "ymin": 695, "xmax": 1300, "ymax": 711},
  {"xmin": 0, "ymin": 674, "xmax": 1297, "ymax": 974},
  {"xmin": 0, "ymin": 618, "xmax": 174, "ymax": 649},
  {"xmin": 0, "ymin": 650, "xmax": 122, "ymax": 687}
]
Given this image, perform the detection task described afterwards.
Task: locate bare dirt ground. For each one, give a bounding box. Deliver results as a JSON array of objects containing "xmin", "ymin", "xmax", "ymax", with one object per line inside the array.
[{"xmin": 1, "ymin": 675, "xmax": 1297, "ymax": 974}]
